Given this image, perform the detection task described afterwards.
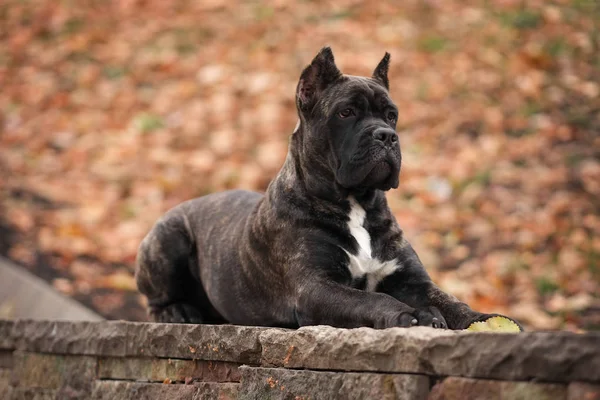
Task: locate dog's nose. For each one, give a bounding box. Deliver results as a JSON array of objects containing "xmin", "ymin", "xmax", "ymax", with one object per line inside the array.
[{"xmin": 373, "ymin": 128, "xmax": 398, "ymax": 145}]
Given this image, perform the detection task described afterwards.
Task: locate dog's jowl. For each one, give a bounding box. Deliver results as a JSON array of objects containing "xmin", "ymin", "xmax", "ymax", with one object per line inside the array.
[{"xmin": 136, "ymin": 47, "xmax": 521, "ymax": 330}]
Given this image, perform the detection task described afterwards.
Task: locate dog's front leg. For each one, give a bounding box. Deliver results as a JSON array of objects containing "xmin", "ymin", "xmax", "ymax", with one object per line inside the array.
[
  {"xmin": 379, "ymin": 269, "xmax": 487, "ymax": 330},
  {"xmin": 378, "ymin": 244, "xmax": 523, "ymax": 330},
  {"xmin": 294, "ymin": 279, "xmax": 437, "ymax": 329}
]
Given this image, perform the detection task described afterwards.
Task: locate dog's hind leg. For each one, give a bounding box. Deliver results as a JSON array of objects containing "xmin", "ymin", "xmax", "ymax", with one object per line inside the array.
[{"xmin": 135, "ymin": 212, "xmax": 206, "ymax": 323}]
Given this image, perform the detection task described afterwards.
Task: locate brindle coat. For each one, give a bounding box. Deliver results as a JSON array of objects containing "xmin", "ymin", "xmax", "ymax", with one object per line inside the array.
[{"xmin": 135, "ymin": 47, "xmax": 522, "ymax": 331}]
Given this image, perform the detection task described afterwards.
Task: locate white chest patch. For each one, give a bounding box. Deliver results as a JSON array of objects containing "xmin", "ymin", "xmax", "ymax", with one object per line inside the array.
[{"xmin": 345, "ymin": 197, "xmax": 399, "ymax": 291}]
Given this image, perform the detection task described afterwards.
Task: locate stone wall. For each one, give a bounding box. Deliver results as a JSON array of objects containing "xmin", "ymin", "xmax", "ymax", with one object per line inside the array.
[{"xmin": 0, "ymin": 320, "xmax": 598, "ymax": 400}]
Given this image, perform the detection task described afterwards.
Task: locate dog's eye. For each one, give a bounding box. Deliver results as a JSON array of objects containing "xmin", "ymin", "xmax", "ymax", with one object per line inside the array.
[
  {"xmin": 338, "ymin": 108, "xmax": 355, "ymax": 118},
  {"xmin": 387, "ymin": 111, "xmax": 398, "ymax": 123}
]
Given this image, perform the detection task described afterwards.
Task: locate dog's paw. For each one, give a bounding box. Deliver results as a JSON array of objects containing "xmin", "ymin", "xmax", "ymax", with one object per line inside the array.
[
  {"xmin": 150, "ymin": 303, "xmax": 204, "ymax": 324},
  {"xmin": 412, "ymin": 306, "xmax": 447, "ymax": 329},
  {"xmin": 385, "ymin": 306, "xmax": 447, "ymax": 329}
]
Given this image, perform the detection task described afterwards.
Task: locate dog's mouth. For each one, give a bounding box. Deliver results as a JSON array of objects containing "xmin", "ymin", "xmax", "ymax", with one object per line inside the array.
[
  {"xmin": 364, "ymin": 160, "xmax": 392, "ymax": 183},
  {"xmin": 335, "ymin": 144, "xmax": 401, "ymax": 191}
]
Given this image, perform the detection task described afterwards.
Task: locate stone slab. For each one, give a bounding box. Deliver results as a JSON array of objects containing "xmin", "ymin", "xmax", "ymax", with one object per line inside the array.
[
  {"xmin": 91, "ymin": 381, "xmax": 197, "ymax": 400},
  {"xmin": 0, "ymin": 350, "xmax": 13, "ymax": 368},
  {"xmin": 0, "ymin": 320, "xmax": 16, "ymax": 349},
  {"xmin": 127, "ymin": 322, "xmax": 282, "ymax": 364},
  {"xmin": 260, "ymin": 325, "xmax": 600, "ymax": 383},
  {"xmin": 194, "ymin": 382, "xmax": 239, "ymax": 400},
  {"xmin": 260, "ymin": 325, "xmax": 454, "ymax": 372},
  {"xmin": 0, "ymin": 320, "xmax": 283, "ymax": 364},
  {"xmin": 239, "ymin": 366, "xmax": 429, "ymax": 400},
  {"xmin": 13, "ymin": 352, "xmax": 96, "ymax": 396},
  {"xmin": 1, "ymin": 368, "xmax": 14, "ymax": 394},
  {"xmin": 421, "ymin": 330, "xmax": 600, "ymax": 383},
  {"xmin": 4, "ymin": 320, "xmax": 128, "ymax": 356},
  {"xmin": 91, "ymin": 380, "xmax": 239, "ymax": 400},
  {"xmin": 9, "ymin": 388, "xmax": 56, "ymax": 400},
  {"xmin": 428, "ymin": 376, "xmax": 567, "ymax": 400},
  {"xmin": 98, "ymin": 356, "xmax": 241, "ymax": 382},
  {"xmin": 568, "ymin": 382, "xmax": 600, "ymax": 400}
]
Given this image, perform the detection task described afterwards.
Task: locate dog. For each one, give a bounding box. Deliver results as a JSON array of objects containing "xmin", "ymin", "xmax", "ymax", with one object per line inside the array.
[{"xmin": 136, "ymin": 47, "xmax": 521, "ymax": 331}]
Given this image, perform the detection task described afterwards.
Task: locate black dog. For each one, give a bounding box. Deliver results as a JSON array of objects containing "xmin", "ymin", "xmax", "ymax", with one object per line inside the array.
[{"xmin": 136, "ymin": 47, "xmax": 520, "ymax": 331}]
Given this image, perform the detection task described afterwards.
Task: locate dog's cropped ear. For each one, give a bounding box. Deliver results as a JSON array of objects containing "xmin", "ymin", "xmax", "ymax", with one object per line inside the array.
[
  {"xmin": 296, "ymin": 47, "xmax": 342, "ymax": 112},
  {"xmin": 372, "ymin": 52, "xmax": 391, "ymax": 90}
]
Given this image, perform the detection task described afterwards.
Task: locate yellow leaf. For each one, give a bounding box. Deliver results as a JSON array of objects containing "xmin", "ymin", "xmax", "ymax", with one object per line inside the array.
[{"xmin": 466, "ymin": 316, "xmax": 521, "ymax": 333}]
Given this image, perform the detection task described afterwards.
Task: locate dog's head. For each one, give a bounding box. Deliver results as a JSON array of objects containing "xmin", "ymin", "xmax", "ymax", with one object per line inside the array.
[{"xmin": 295, "ymin": 47, "xmax": 401, "ymax": 192}]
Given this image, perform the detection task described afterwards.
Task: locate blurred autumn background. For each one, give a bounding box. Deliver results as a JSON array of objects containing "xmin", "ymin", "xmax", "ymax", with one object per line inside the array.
[{"xmin": 0, "ymin": 0, "xmax": 599, "ymax": 331}]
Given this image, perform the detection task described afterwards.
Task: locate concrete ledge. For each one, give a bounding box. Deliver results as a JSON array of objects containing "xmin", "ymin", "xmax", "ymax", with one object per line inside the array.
[
  {"xmin": 0, "ymin": 319, "xmax": 598, "ymax": 399},
  {"xmin": 0, "ymin": 257, "xmax": 102, "ymax": 321}
]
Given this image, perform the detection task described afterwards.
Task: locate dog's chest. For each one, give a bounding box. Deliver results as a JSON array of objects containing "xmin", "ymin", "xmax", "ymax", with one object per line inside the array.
[{"xmin": 345, "ymin": 198, "xmax": 398, "ymax": 291}]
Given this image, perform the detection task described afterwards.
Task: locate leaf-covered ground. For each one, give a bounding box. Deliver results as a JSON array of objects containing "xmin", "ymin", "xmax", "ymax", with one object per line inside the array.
[{"xmin": 1, "ymin": 0, "xmax": 599, "ymax": 330}]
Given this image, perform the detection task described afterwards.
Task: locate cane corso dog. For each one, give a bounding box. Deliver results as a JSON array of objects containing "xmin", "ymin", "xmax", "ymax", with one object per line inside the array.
[{"xmin": 136, "ymin": 47, "xmax": 521, "ymax": 331}]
